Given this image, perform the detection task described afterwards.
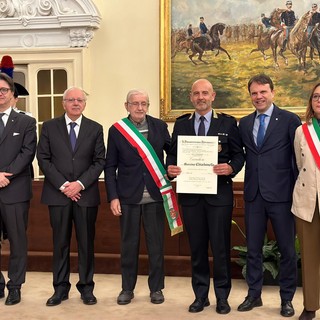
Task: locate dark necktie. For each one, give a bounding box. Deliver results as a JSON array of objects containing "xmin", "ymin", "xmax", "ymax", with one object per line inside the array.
[
  {"xmin": 257, "ymin": 114, "xmax": 267, "ymax": 148},
  {"xmin": 198, "ymin": 116, "xmax": 205, "ymax": 136},
  {"xmin": 69, "ymin": 122, "xmax": 77, "ymax": 151},
  {"xmin": 0, "ymin": 113, "xmax": 5, "ymax": 137}
]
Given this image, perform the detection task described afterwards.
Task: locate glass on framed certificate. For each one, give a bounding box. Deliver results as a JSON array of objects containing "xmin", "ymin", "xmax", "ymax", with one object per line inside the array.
[{"xmin": 176, "ymin": 135, "xmax": 218, "ymax": 194}]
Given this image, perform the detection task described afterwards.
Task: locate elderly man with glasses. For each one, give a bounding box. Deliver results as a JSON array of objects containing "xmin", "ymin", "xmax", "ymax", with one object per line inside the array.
[
  {"xmin": 37, "ymin": 86, "xmax": 105, "ymax": 307},
  {"xmin": 105, "ymin": 89, "xmax": 171, "ymax": 306}
]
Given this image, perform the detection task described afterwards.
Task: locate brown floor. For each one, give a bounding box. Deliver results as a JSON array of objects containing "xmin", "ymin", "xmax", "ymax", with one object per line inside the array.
[{"xmin": 0, "ymin": 272, "xmax": 308, "ymax": 320}]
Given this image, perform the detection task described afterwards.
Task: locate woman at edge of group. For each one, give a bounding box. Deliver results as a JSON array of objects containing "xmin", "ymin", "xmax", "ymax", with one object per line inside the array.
[{"xmin": 292, "ymin": 82, "xmax": 320, "ymax": 320}]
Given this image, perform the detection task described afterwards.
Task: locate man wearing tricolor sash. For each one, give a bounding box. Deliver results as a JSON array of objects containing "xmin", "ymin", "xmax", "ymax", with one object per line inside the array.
[
  {"xmin": 105, "ymin": 89, "xmax": 173, "ymax": 306},
  {"xmin": 292, "ymin": 83, "xmax": 320, "ymax": 320}
]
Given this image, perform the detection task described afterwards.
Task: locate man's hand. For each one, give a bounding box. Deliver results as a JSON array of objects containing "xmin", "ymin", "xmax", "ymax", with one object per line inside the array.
[
  {"xmin": 213, "ymin": 163, "xmax": 233, "ymax": 176},
  {"xmin": 62, "ymin": 181, "xmax": 82, "ymax": 200},
  {"xmin": 167, "ymin": 165, "xmax": 182, "ymax": 178},
  {"xmin": 110, "ymin": 199, "xmax": 122, "ymax": 216},
  {"xmin": 0, "ymin": 172, "xmax": 13, "ymax": 188}
]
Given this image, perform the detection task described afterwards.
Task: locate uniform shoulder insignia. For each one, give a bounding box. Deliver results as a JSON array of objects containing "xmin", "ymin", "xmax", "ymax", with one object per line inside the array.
[
  {"xmin": 176, "ymin": 113, "xmax": 192, "ymax": 120},
  {"xmin": 218, "ymin": 112, "xmax": 234, "ymax": 119}
]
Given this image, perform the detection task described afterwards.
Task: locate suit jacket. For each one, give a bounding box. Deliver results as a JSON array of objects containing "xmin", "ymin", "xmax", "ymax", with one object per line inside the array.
[
  {"xmin": 166, "ymin": 111, "xmax": 245, "ymax": 206},
  {"xmin": 37, "ymin": 114, "xmax": 105, "ymax": 207},
  {"xmin": 0, "ymin": 109, "xmax": 36, "ymax": 204},
  {"xmin": 105, "ymin": 115, "xmax": 171, "ymax": 204},
  {"xmin": 292, "ymin": 124, "xmax": 320, "ymax": 222},
  {"xmin": 239, "ymin": 105, "xmax": 301, "ymax": 202}
]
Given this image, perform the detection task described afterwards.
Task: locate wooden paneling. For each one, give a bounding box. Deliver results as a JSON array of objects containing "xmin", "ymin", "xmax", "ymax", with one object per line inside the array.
[{"xmin": 1, "ymin": 180, "xmax": 246, "ymax": 278}]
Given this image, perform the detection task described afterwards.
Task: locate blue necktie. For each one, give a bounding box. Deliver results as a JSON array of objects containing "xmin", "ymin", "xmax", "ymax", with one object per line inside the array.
[
  {"xmin": 0, "ymin": 113, "xmax": 4, "ymax": 137},
  {"xmin": 69, "ymin": 122, "xmax": 77, "ymax": 151},
  {"xmin": 257, "ymin": 114, "xmax": 267, "ymax": 148},
  {"xmin": 198, "ymin": 116, "xmax": 205, "ymax": 136}
]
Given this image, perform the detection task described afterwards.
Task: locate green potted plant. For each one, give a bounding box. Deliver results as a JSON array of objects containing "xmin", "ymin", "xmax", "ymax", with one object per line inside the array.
[
  {"xmin": 232, "ymin": 220, "xmax": 301, "ymax": 286},
  {"xmin": 232, "ymin": 220, "xmax": 280, "ymax": 283}
]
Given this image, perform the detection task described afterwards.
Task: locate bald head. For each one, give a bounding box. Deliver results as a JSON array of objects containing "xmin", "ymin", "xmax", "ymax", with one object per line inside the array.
[{"xmin": 190, "ymin": 79, "xmax": 216, "ymax": 115}]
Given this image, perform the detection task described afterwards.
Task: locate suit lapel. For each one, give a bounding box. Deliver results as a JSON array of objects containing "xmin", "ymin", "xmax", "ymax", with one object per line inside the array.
[
  {"xmin": 262, "ymin": 106, "xmax": 280, "ymax": 147},
  {"xmin": 75, "ymin": 116, "xmax": 90, "ymax": 152},
  {"xmin": 0, "ymin": 109, "xmax": 18, "ymax": 145},
  {"xmin": 56, "ymin": 115, "xmax": 72, "ymax": 151},
  {"xmin": 247, "ymin": 112, "xmax": 257, "ymax": 149}
]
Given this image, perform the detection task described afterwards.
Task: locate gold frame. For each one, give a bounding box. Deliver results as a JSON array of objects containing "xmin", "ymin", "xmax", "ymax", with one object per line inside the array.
[{"xmin": 160, "ymin": 0, "xmax": 306, "ymax": 121}]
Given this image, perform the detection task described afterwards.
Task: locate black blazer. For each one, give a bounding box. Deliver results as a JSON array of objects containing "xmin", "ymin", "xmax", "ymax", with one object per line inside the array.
[
  {"xmin": 37, "ymin": 114, "xmax": 106, "ymax": 207},
  {"xmin": 166, "ymin": 112, "xmax": 245, "ymax": 206},
  {"xmin": 104, "ymin": 115, "xmax": 171, "ymax": 204},
  {"xmin": 239, "ymin": 105, "xmax": 301, "ymax": 202},
  {"xmin": 0, "ymin": 109, "xmax": 36, "ymax": 204}
]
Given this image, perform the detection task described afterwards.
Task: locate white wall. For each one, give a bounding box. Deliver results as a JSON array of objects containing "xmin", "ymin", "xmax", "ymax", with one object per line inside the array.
[{"xmin": 85, "ymin": 0, "xmax": 161, "ymax": 130}]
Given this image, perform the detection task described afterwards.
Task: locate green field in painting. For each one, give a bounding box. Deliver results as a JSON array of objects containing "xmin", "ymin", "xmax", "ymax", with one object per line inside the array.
[{"xmin": 171, "ymin": 41, "xmax": 320, "ymax": 114}]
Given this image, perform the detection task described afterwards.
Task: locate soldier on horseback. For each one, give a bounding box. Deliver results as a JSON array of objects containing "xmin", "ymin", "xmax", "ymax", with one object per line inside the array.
[
  {"xmin": 199, "ymin": 17, "xmax": 212, "ymax": 43},
  {"xmin": 280, "ymin": 0, "xmax": 296, "ymax": 51},
  {"xmin": 307, "ymin": 4, "xmax": 320, "ymax": 39}
]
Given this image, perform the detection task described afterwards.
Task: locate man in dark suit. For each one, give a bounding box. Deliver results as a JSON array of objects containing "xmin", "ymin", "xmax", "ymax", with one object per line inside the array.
[
  {"xmin": 237, "ymin": 74, "xmax": 301, "ymax": 317},
  {"xmin": 105, "ymin": 89, "xmax": 171, "ymax": 305},
  {"xmin": 37, "ymin": 87, "xmax": 105, "ymax": 307},
  {"xmin": 0, "ymin": 72, "xmax": 37, "ymax": 305},
  {"xmin": 166, "ymin": 79, "xmax": 244, "ymax": 314}
]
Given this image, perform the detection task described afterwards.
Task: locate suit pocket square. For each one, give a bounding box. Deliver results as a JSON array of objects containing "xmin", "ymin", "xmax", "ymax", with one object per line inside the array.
[{"xmin": 13, "ymin": 132, "xmax": 20, "ymax": 136}]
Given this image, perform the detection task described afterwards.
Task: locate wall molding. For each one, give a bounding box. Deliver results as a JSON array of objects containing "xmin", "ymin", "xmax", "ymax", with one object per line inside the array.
[{"xmin": 0, "ymin": 0, "xmax": 101, "ymax": 48}]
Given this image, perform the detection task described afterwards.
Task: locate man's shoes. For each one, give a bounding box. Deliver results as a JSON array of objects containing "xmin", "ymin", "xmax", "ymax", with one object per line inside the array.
[
  {"xmin": 299, "ymin": 308, "xmax": 316, "ymax": 320},
  {"xmin": 0, "ymin": 290, "xmax": 4, "ymax": 299},
  {"xmin": 150, "ymin": 290, "xmax": 164, "ymax": 304},
  {"xmin": 81, "ymin": 292, "xmax": 97, "ymax": 305},
  {"xmin": 237, "ymin": 296, "xmax": 263, "ymax": 312},
  {"xmin": 5, "ymin": 289, "xmax": 21, "ymax": 305},
  {"xmin": 281, "ymin": 301, "xmax": 295, "ymax": 317},
  {"xmin": 117, "ymin": 290, "xmax": 134, "ymax": 305},
  {"xmin": 216, "ymin": 298, "xmax": 231, "ymax": 314},
  {"xmin": 188, "ymin": 298, "xmax": 210, "ymax": 313},
  {"xmin": 46, "ymin": 292, "xmax": 69, "ymax": 306}
]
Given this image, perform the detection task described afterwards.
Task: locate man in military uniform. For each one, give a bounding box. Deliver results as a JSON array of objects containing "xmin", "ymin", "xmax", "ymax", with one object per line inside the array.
[
  {"xmin": 166, "ymin": 79, "xmax": 244, "ymax": 315},
  {"xmin": 280, "ymin": 0, "xmax": 296, "ymax": 51}
]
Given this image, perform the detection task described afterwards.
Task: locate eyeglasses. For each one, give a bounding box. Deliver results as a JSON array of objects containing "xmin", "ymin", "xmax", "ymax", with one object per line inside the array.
[
  {"xmin": 312, "ymin": 94, "xmax": 320, "ymax": 101},
  {"xmin": 127, "ymin": 101, "xmax": 149, "ymax": 107},
  {"xmin": 0, "ymin": 87, "xmax": 11, "ymax": 95},
  {"xmin": 63, "ymin": 98, "xmax": 86, "ymax": 103}
]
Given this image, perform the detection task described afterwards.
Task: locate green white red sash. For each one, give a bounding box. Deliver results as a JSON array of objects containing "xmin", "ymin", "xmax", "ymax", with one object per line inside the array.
[
  {"xmin": 302, "ymin": 118, "xmax": 320, "ymax": 169},
  {"xmin": 114, "ymin": 117, "xmax": 183, "ymax": 236}
]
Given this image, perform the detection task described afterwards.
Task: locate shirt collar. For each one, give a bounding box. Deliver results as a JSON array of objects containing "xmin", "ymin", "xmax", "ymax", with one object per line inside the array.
[
  {"xmin": 0, "ymin": 106, "xmax": 13, "ymax": 117},
  {"xmin": 256, "ymin": 104, "xmax": 274, "ymax": 119},
  {"xmin": 195, "ymin": 110, "xmax": 213, "ymax": 122},
  {"xmin": 65, "ymin": 114, "xmax": 82, "ymax": 127}
]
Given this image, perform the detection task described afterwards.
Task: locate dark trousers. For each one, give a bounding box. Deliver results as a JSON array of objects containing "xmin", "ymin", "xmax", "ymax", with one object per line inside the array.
[
  {"xmin": 120, "ymin": 202, "xmax": 165, "ymax": 292},
  {"xmin": 49, "ymin": 202, "xmax": 98, "ymax": 295},
  {"xmin": 0, "ymin": 201, "xmax": 29, "ymax": 289},
  {"xmin": 182, "ymin": 197, "xmax": 233, "ymax": 300},
  {"xmin": 245, "ymin": 192, "xmax": 297, "ymax": 300}
]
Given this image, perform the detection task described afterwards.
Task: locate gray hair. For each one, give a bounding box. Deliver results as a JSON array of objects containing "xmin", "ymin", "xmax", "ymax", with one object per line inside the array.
[
  {"xmin": 63, "ymin": 86, "xmax": 88, "ymax": 100},
  {"xmin": 126, "ymin": 89, "xmax": 149, "ymax": 102}
]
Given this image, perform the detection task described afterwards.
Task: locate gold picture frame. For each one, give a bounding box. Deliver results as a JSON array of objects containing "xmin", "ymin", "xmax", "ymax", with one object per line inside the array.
[{"xmin": 160, "ymin": 0, "xmax": 310, "ymax": 122}]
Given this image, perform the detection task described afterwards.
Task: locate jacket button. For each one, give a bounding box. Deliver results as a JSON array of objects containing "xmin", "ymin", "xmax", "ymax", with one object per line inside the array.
[
  {"xmin": 303, "ymin": 168, "xmax": 306, "ymax": 171},
  {"xmin": 302, "ymin": 183, "xmax": 305, "ymax": 187}
]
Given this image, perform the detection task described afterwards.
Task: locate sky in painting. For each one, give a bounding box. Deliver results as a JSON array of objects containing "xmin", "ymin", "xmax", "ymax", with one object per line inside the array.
[{"xmin": 172, "ymin": 0, "xmax": 312, "ymax": 28}]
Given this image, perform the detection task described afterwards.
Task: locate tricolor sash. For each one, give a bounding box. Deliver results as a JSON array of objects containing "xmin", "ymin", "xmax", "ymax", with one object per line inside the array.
[
  {"xmin": 114, "ymin": 118, "xmax": 183, "ymax": 236},
  {"xmin": 302, "ymin": 118, "xmax": 320, "ymax": 169}
]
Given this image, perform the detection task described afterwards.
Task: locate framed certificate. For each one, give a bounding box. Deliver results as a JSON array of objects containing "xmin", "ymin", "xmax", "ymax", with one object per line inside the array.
[{"xmin": 176, "ymin": 135, "xmax": 218, "ymax": 194}]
